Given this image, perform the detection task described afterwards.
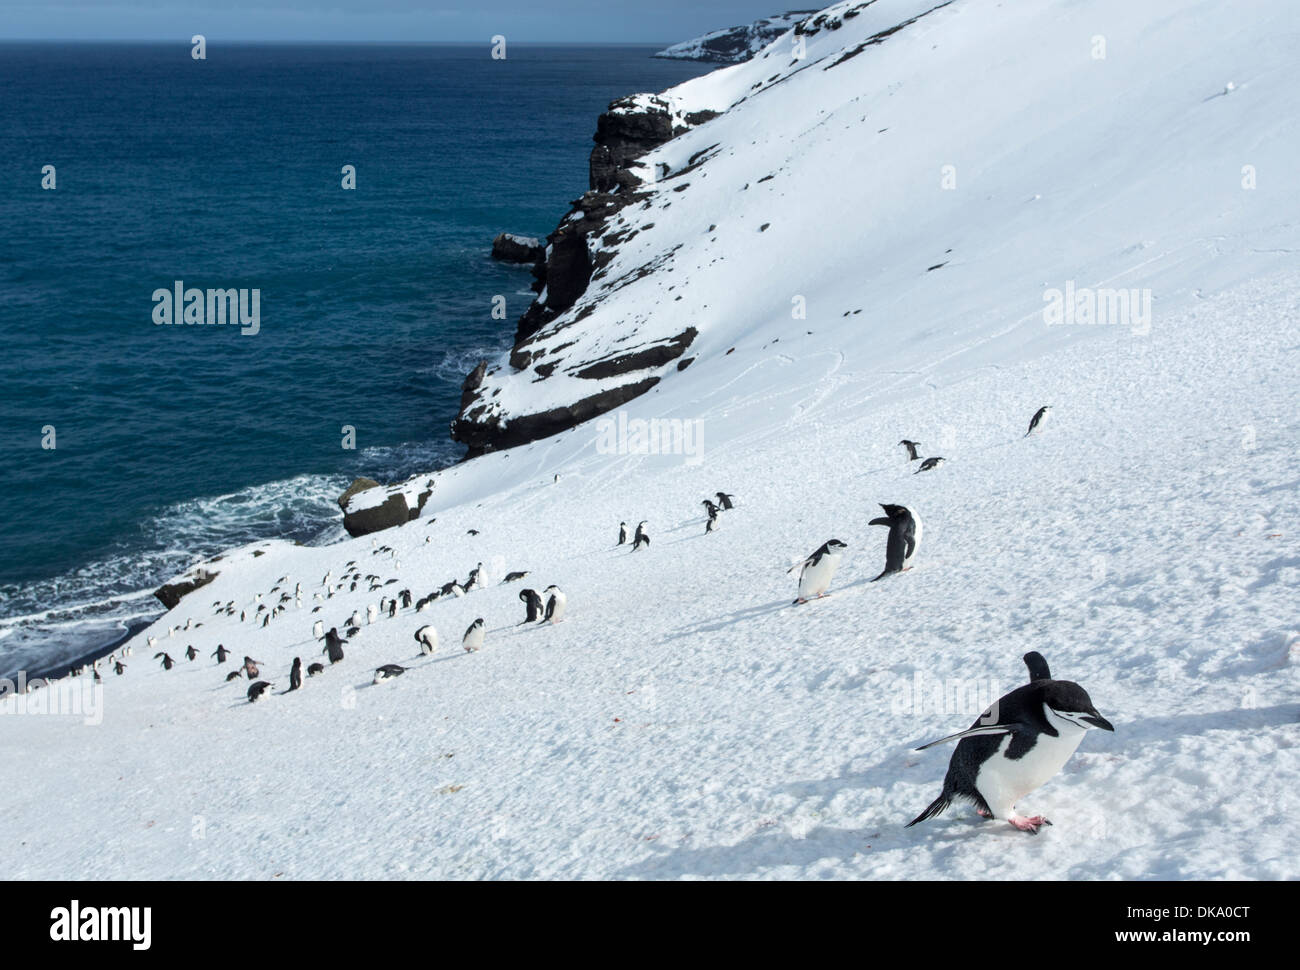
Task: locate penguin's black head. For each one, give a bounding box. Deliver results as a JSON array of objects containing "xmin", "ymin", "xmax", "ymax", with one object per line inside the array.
[
  {"xmin": 826, "ymin": 539, "xmax": 848, "ymax": 552},
  {"xmin": 1043, "ymin": 681, "xmax": 1114, "ymax": 731}
]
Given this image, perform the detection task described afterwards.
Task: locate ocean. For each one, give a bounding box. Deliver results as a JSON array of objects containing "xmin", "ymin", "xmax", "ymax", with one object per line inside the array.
[{"xmin": 0, "ymin": 41, "xmax": 711, "ymax": 679}]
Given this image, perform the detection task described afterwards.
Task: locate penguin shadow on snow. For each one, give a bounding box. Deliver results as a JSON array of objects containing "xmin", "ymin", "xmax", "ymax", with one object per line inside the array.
[
  {"xmin": 660, "ymin": 597, "xmax": 797, "ymax": 642},
  {"xmin": 618, "ymin": 749, "xmax": 953, "ymax": 878},
  {"xmin": 1118, "ymin": 702, "xmax": 1299, "ymax": 745}
]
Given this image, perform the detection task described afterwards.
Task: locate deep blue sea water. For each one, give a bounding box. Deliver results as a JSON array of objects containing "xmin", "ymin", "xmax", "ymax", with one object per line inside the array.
[{"xmin": 0, "ymin": 42, "xmax": 711, "ymax": 677}]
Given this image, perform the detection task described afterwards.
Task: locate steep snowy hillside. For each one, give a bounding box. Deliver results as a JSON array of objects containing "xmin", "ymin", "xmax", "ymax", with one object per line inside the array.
[
  {"xmin": 654, "ymin": 10, "xmax": 818, "ymax": 63},
  {"xmin": 4, "ymin": 0, "xmax": 1297, "ymax": 880},
  {"xmin": 453, "ymin": 0, "xmax": 1300, "ymax": 456}
]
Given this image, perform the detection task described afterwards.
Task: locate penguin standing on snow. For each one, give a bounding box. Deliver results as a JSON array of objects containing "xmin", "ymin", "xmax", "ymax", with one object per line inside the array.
[
  {"xmin": 899, "ymin": 440, "xmax": 922, "ymax": 462},
  {"xmin": 414, "ymin": 625, "xmax": 438, "ymax": 655},
  {"xmin": 1025, "ymin": 405, "xmax": 1052, "ymax": 437},
  {"xmin": 462, "ymin": 619, "xmax": 485, "ymax": 652},
  {"xmin": 906, "ymin": 652, "xmax": 1114, "ymax": 834},
  {"xmin": 790, "ymin": 540, "xmax": 848, "ymax": 604},
  {"xmin": 705, "ymin": 506, "xmax": 720, "ymax": 534},
  {"xmin": 400, "ymin": 589, "xmax": 413, "ymax": 609},
  {"xmin": 313, "ymin": 619, "xmax": 324, "ymax": 640},
  {"xmin": 543, "ymin": 586, "xmax": 567, "ymax": 624},
  {"xmin": 702, "ymin": 499, "xmax": 720, "ymax": 517},
  {"xmin": 113, "ymin": 660, "xmax": 127, "ymax": 676},
  {"xmin": 212, "ymin": 644, "xmax": 230, "ymax": 664},
  {"xmin": 869, "ymin": 504, "xmax": 922, "ymax": 581},
  {"xmin": 367, "ymin": 604, "xmax": 378, "ymax": 624},
  {"xmin": 323, "ymin": 628, "xmax": 345, "ymax": 665},
  {"xmin": 155, "ymin": 652, "xmax": 175, "ymax": 670},
  {"xmin": 242, "ymin": 656, "xmax": 264, "ymax": 679},
  {"xmin": 519, "ymin": 588, "xmax": 544, "ymax": 624},
  {"xmin": 185, "ymin": 645, "xmax": 198, "ymax": 661},
  {"xmin": 388, "ymin": 599, "xmax": 398, "ymax": 618},
  {"xmin": 632, "ymin": 522, "xmax": 650, "ymax": 550},
  {"xmin": 465, "ymin": 563, "xmax": 484, "ymax": 591},
  {"xmin": 617, "ymin": 521, "xmax": 628, "ymax": 545},
  {"xmin": 288, "ymin": 657, "xmax": 302, "ymax": 692}
]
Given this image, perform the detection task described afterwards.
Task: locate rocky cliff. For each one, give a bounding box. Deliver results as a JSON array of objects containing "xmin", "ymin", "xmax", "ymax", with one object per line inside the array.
[{"xmin": 653, "ymin": 10, "xmax": 819, "ymax": 63}]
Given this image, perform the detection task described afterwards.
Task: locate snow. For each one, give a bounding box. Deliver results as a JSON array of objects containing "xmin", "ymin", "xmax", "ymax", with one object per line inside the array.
[
  {"xmin": 4, "ymin": 0, "xmax": 1298, "ymax": 879},
  {"xmin": 654, "ymin": 10, "xmax": 818, "ymax": 64}
]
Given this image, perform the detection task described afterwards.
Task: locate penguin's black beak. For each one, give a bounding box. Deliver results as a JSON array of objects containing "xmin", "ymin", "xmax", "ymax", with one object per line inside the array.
[{"xmin": 1082, "ymin": 711, "xmax": 1114, "ymax": 731}]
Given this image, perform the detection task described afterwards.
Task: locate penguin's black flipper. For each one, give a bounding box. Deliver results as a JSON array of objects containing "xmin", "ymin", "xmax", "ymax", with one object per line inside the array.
[
  {"xmin": 1023, "ymin": 651, "xmax": 1052, "ymax": 682},
  {"xmin": 906, "ymin": 795, "xmax": 951, "ymax": 827},
  {"xmin": 868, "ymin": 517, "xmax": 890, "ymax": 527},
  {"xmin": 914, "ymin": 723, "xmax": 1020, "ymax": 750}
]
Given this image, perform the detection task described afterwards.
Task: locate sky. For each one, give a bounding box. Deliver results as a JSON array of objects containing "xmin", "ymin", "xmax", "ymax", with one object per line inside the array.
[{"xmin": 0, "ymin": 1, "xmax": 808, "ymax": 43}]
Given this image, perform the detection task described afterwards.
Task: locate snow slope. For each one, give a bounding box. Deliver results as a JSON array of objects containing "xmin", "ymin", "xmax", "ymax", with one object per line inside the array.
[{"xmin": 4, "ymin": 0, "xmax": 1298, "ymax": 879}]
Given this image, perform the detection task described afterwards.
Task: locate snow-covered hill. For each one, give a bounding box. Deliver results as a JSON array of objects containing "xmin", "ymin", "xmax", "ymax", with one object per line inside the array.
[
  {"xmin": 654, "ymin": 10, "xmax": 818, "ymax": 63},
  {"xmin": 4, "ymin": 0, "xmax": 1298, "ymax": 879}
]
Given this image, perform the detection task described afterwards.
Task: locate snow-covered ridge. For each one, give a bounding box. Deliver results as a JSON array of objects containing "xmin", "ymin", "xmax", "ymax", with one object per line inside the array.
[{"xmin": 654, "ymin": 9, "xmax": 819, "ymax": 63}]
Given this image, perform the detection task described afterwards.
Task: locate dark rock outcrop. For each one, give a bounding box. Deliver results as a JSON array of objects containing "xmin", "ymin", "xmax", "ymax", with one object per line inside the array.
[
  {"xmin": 491, "ymin": 233, "xmax": 544, "ymax": 264},
  {"xmin": 338, "ymin": 478, "xmax": 410, "ymax": 538},
  {"xmin": 455, "ymin": 93, "xmax": 712, "ymax": 458},
  {"xmin": 452, "ymin": 377, "xmax": 662, "ymax": 457},
  {"xmin": 154, "ymin": 568, "xmax": 218, "ymax": 611}
]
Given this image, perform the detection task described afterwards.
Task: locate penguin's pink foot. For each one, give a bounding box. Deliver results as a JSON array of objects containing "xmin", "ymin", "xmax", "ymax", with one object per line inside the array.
[
  {"xmin": 1008, "ymin": 813, "xmax": 1052, "ymax": 834},
  {"xmin": 976, "ymin": 807, "xmax": 992, "ymax": 818},
  {"xmin": 794, "ymin": 597, "xmax": 808, "ymax": 605}
]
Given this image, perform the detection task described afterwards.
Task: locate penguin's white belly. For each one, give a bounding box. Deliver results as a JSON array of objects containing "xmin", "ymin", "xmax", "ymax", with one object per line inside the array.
[
  {"xmin": 798, "ymin": 553, "xmax": 842, "ymax": 598},
  {"xmin": 974, "ymin": 724, "xmax": 1085, "ymax": 818},
  {"xmin": 549, "ymin": 594, "xmax": 567, "ymax": 622},
  {"xmin": 904, "ymin": 512, "xmax": 923, "ymax": 568}
]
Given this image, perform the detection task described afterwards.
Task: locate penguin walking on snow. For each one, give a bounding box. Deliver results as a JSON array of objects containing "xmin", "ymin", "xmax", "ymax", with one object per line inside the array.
[
  {"xmin": 242, "ymin": 656, "xmax": 264, "ymax": 679},
  {"xmin": 1025, "ymin": 405, "xmax": 1052, "ymax": 437},
  {"xmin": 414, "ymin": 625, "xmax": 438, "ymax": 655},
  {"xmin": 869, "ymin": 504, "xmax": 922, "ymax": 581},
  {"xmin": 617, "ymin": 521, "xmax": 628, "ymax": 546},
  {"xmin": 212, "ymin": 644, "xmax": 230, "ymax": 664},
  {"xmin": 702, "ymin": 499, "xmax": 720, "ymax": 517},
  {"xmin": 632, "ymin": 522, "xmax": 650, "ymax": 550},
  {"xmin": 544, "ymin": 585, "xmax": 567, "ymax": 624},
  {"xmin": 790, "ymin": 540, "xmax": 848, "ymax": 604},
  {"xmin": 899, "ymin": 440, "xmax": 921, "ymax": 462},
  {"xmin": 716, "ymin": 492, "xmax": 735, "ymax": 510},
  {"xmin": 288, "ymin": 657, "xmax": 302, "ymax": 692},
  {"xmin": 113, "ymin": 660, "xmax": 127, "ymax": 676},
  {"xmin": 155, "ymin": 652, "xmax": 175, "ymax": 670},
  {"xmin": 185, "ymin": 645, "xmax": 198, "ymax": 661},
  {"xmin": 907, "ymin": 651, "xmax": 1114, "ymax": 834},
  {"xmin": 705, "ymin": 506, "xmax": 720, "ymax": 534},
  {"xmin": 462, "ymin": 619, "xmax": 485, "ymax": 652},
  {"xmin": 519, "ymin": 588, "xmax": 544, "ymax": 624},
  {"xmin": 323, "ymin": 628, "xmax": 345, "ymax": 665}
]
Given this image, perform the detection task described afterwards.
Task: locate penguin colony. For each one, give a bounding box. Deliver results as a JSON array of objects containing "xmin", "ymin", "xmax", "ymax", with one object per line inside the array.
[{"xmin": 92, "ymin": 406, "xmax": 1105, "ymax": 834}]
